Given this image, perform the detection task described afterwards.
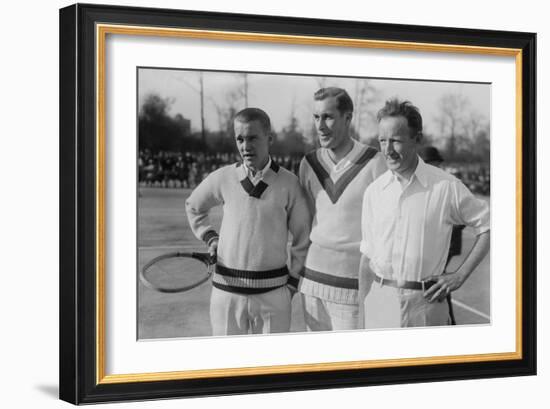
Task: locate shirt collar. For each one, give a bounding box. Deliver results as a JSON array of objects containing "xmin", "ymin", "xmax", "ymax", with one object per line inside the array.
[
  {"xmin": 322, "ymin": 139, "xmax": 359, "ymax": 169},
  {"xmin": 413, "ymin": 157, "xmax": 429, "ymax": 188},
  {"xmin": 243, "ymin": 156, "xmax": 272, "ymax": 179},
  {"xmin": 380, "ymin": 170, "xmax": 395, "ymax": 190},
  {"xmin": 381, "ymin": 156, "xmax": 429, "ymax": 190}
]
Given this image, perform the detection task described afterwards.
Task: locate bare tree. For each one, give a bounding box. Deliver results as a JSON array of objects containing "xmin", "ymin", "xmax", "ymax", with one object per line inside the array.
[
  {"xmin": 434, "ymin": 93, "xmax": 470, "ymax": 160},
  {"xmin": 436, "ymin": 93, "xmax": 469, "ymax": 134},
  {"xmin": 170, "ymin": 72, "xmax": 207, "ymax": 142},
  {"xmin": 352, "ymin": 79, "xmax": 379, "ymax": 141},
  {"xmin": 139, "ymin": 93, "xmax": 192, "ymax": 152},
  {"xmin": 199, "ymin": 73, "xmax": 205, "ymax": 144},
  {"xmin": 465, "ymin": 111, "xmax": 485, "ymax": 140},
  {"xmin": 243, "ymin": 73, "xmax": 249, "ymax": 107},
  {"xmin": 433, "ymin": 93, "xmax": 490, "ymax": 162},
  {"xmin": 473, "ymin": 126, "xmax": 490, "ymax": 162},
  {"xmin": 276, "ymin": 97, "xmax": 307, "ymax": 154}
]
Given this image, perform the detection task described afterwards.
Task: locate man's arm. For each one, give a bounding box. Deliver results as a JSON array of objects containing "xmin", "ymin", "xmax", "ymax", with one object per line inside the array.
[
  {"xmin": 286, "ymin": 180, "xmax": 312, "ymax": 293},
  {"xmin": 424, "ymin": 230, "xmax": 490, "ymax": 302},
  {"xmin": 358, "ymin": 185, "xmax": 377, "ymax": 328},
  {"xmin": 298, "ymin": 157, "xmax": 316, "ymax": 217},
  {"xmin": 358, "ymin": 254, "xmax": 375, "ymax": 328},
  {"xmin": 424, "ymin": 178, "xmax": 491, "ymax": 302},
  {"xmin": 185, "ymin": 171, "xmax": 223, "ymax": 256}
]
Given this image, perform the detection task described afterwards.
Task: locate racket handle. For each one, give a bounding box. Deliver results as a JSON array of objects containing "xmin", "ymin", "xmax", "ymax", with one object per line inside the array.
[{"xmin": 190, "ymin": 252, "xmax": 216, "ymax": 265}]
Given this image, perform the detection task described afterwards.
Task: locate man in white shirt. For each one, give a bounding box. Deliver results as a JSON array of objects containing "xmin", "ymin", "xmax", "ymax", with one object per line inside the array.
[{"xmin": 358, "ymin": 98, "xmax": 490, "ymax": 328}]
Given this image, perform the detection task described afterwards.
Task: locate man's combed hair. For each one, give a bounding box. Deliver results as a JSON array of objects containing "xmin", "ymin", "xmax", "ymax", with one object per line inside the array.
[
  {"xmin": 377, "ymin": 98, "xmax": 423, "ymax": 137},
  {"xmin": 234, "ymin": 107, "xmax": 272, "ymax": 133},
  {"xmin": 314, "ymin": 87, "xmax": 354, "ymax": 114}
]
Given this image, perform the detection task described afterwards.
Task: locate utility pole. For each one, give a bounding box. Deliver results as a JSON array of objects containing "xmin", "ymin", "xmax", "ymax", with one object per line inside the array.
[
  {"xmin": 199, "ymin": 72, "xmax": 205, "ymax": 144},
  {"xmin": 243, "ymin": 73, "xmax": 248, "ymax": 107}
]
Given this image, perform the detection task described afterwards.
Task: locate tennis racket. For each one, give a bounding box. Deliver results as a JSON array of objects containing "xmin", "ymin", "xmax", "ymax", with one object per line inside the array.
[{"xmin": 140, "ymin": 252, "xmax": 215, "ymax": 293}]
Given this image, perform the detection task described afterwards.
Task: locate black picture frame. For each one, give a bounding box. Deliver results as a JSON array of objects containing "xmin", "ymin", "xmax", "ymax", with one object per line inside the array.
[{"xmin": 59, "ymin": 3, "xmax": 536, "ymax": 405}]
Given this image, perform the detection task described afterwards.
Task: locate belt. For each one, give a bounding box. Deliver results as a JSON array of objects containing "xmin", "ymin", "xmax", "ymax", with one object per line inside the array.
[{"xmin": 373, "ymin": 274, "xmax": 436, "ymax": 291}]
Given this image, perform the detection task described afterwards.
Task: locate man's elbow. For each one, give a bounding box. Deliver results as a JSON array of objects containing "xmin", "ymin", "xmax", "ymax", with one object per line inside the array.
[{"xmin": 478, "ymin": 229, "xmax": 490, "ymax": 241}]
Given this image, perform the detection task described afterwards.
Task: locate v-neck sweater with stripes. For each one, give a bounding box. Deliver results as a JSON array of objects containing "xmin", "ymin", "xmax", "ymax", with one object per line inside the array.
[
  {"xmin": 185, "ymin": 162, "xmax": 311, "ymax": 294},
  {"xmin": 298, "ymin": 142, "xmax": 387, "ymax": 304}
]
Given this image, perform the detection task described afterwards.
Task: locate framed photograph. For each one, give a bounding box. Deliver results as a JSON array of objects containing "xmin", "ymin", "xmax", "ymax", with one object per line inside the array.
[{"xmin": 59, "ymin": 3, "xmax": 536, "ymax": 405}]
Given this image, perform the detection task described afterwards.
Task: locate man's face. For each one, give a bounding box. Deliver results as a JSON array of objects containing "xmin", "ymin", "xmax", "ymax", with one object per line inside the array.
[
  {"xmin": 378, "ymin": 115, "xmax": 419, "ymax": 175},
  {"xmin": 313, "ymin": 96, "xmax": 351, "ymax": 151},
  {"xmin": 234, "ymin": 119, "xmax": 271, "ymax": 172}
]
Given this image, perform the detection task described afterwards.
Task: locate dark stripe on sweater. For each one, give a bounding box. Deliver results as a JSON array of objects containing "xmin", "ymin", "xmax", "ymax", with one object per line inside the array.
[
  {"xmin": 287, "ymin": 276, "xmax": 300, "ymax": 289},
  {"xmin": 301, "ymin": 268, "xmax": 358, "ymax": 290},
  {"xmin": 238, "ymin": 159, "xmax": 279, "ymax": 198},
  {"xmin": 212, "ymin": 281, "xmax": 284, "ymax": 294},
  {"xmin": 216, "ymin": 264, "xmax": 289, "ymax": 279},
  {"xmin": 240, "ymin": 178, "xmax": 269, "ymax": 198},
  {"xmin": 202, "ymin": 230, "xmax": 219, "ymax": 245},
  {"xmin": 305, "ymin": 147, "xmax": 378, "ymax": 204}
]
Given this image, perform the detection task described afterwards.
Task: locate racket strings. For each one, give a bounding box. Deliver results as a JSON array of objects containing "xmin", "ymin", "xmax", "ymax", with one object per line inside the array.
[{"xmin": 142, "ymin": 255, "xmax": 210, "ymax": 293}]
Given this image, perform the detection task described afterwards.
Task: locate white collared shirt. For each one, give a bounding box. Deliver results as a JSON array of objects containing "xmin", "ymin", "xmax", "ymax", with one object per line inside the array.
[
  {"xmin": 243, "ymin": 157, "xmax": 272, "ymax": 185},
  {"xmin": 360, "ymin": 157, "xmax": 490, "ymax": 282},
  {"xmin": 320, "ymin": 140, "xmax": 364, "ymax": 181}
]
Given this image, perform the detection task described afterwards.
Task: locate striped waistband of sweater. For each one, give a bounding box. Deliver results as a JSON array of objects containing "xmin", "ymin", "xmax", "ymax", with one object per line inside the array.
[
  {"xmin": 300, "ymin": 268, "xmax": 358, "ymax": 289},
  {"xmin": 212, "ymin": 264, "xmax": 297, "ymax": 294},
  {"xmin": 299, "ymin": 268, "xmax": 359, "ymax": 305}
]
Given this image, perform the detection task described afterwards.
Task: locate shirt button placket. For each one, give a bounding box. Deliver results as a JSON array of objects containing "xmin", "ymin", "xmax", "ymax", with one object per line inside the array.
[{"xmin": 395, "ymin": 199, "xmax": 403, "ymax": 242}]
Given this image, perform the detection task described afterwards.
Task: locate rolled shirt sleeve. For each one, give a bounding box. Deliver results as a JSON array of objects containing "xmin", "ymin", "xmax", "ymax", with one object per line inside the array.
[{"xmin": 450, "ymin": 180, "xmax": 490, "ymax": 236}]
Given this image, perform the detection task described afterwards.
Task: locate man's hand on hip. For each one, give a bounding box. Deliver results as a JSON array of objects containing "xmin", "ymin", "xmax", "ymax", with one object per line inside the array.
[{"xmin": 423, "ymin": 271, "xmax": 466, "ymax": 303}]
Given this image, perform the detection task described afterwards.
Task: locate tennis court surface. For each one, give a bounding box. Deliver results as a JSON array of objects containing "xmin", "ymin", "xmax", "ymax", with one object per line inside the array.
[{"xmin": 138, "ymin": 188, "xmax": 490, "ymax": 339}]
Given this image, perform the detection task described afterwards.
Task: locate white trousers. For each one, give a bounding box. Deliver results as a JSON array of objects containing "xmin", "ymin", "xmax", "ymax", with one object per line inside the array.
[
  {"xmin": 301, "ymin": 293, "xmax": 359, "ymax": 331},
  {"xmin": 363, "ymin": 283, "xmax": 450, "ymax": 329},
  {"xmin": 210, "ymin": 286, "xmax": 292, "ymax": 335}
]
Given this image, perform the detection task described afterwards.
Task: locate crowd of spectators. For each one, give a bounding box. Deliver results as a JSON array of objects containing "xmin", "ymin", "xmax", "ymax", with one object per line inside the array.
[
  {"xmin": 138, "ymin": 149, "xmax": 490, "ymax": 196},
  {"xmin": 139, "ymin": 149, "xmax": 302, "ymax": 189},
  {"xmin": 446, "ymin": 164, "xmax": 491, "ymax": 196}
]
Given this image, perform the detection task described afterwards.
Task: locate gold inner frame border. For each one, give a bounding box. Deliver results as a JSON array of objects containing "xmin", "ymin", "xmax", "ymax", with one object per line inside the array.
[{"xmin": 95, "ymin": 23, "xmax": 523, "ymax": 385}]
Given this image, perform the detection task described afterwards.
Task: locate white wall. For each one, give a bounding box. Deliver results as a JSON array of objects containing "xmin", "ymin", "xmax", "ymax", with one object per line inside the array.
[{"xmin": 2, "ymin": 0, "xmax": 545, "ymax": 408}]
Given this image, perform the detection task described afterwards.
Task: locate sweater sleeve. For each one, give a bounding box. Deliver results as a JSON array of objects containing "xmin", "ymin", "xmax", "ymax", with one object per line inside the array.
[
  {"xmin": 185, "ymin": 169, "xmax": 224, "ymax": 244},
  {"xmin": 298, "ymin": 157, "xmax": 316, "ymax": 216},
  {"xmin": 287, "ymin": 178, "xmax": 312, "ymax": 280}
]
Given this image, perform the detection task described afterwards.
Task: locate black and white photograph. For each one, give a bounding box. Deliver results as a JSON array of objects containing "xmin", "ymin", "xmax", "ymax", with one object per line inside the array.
[
  {"xmin": 137, "ymin": 68, "xmax": 491, "ymax": 340},
  {"xmin": 54, "ymin": 2, "xmax": 537, "ymax": 405}
]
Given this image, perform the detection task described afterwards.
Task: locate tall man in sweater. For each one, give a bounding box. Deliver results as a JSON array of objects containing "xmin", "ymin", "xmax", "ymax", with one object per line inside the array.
[
  {"xmin": 298, "ymin": 87, "xmax": 387, "ymax": 331},
  {"xmin": 185, "ymin": 108, "xmax": 311, "ymax": 336}
]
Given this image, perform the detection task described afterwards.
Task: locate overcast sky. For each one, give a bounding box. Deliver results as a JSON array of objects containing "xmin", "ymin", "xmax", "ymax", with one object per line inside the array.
[{"xmin": 138, "ymin": 68, "xmax": 490, "ymax": 139}]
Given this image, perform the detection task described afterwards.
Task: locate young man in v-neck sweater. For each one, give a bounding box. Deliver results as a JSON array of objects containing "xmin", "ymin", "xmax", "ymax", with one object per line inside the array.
[
  {"xmin": 186, "ymin": 108, "xmax": 311, "ymax": 336},
  {"xmin": 298, "ymin": 87, "xmax": 387, "ymax": 331}
]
